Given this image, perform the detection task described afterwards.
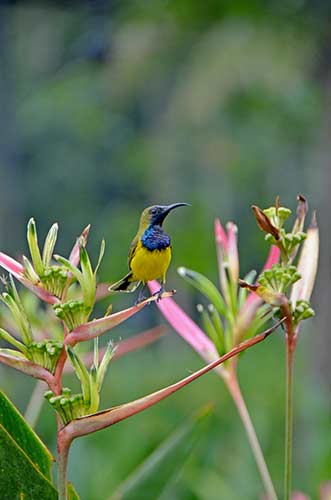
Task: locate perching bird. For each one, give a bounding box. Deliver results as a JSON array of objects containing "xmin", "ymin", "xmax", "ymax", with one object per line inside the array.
[{"xmin": 109, "ymin": 203, "xmax": 189, "ymax": 302}]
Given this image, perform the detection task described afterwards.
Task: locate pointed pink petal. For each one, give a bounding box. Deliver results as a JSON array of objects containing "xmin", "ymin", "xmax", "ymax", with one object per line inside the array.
[
  {"xmin": 65, "ymin": 292, "xmax": 174, "ymax": 346},
  {"xmin": 69, "ymin": 225, "xmax": 91, "ymax": 266},
  {"xmin": 214, "ymin": 219, "xmax": 231, "ymax": 304},
  {"xmin": 148, "ymin": 281, "xmax": 218, "ymax": 358},
  {"xmin": 25, "ymin": 283, "xmax": 59, "ymax": 305},
  {"xmin": 60, "ymin": 322, "xmax": 280, "ymax": 441},
  {"xmin": 0, "ymin": 252, "xmax": 59, "ymax": 305},
  {"xmin": 261, "ymin": 245, "xmax": 280, "ymax": 272},
  {"xmin": 226, "ymin": 222, "xmax": 239, "ymax": 284},
  {"xmin": 214, "ymin": 218, "xmax": 228, "ymax": 252},
  {"xmin": 0, "ymin": 252, "xmax": 24, "ymax": 278},
  {"xmin": 0, "ymin": 350, "xmax": 54, "ymax": 385}
]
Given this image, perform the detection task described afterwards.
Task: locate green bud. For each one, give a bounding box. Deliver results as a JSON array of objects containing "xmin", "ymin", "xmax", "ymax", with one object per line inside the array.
[
  {"xmin": 26, "ymin": 340, "xmax": 63, "ymax": 373},
  {"xmin": 53, "ymin": 300, "xmax": 91, "ymax": 331},
  {"xmin": 263, "ymin": 206, "xmax": 292, "ymax": 228},
  {"xmin": 40, "ymin": 265, "xmax": 69, "ymax": 298},
  {"xmin": 292, "ymin": 300, "xmax": 315, "ymax": 325}
]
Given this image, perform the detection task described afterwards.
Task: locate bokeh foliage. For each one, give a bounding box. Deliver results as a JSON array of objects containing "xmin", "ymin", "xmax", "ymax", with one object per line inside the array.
[{"xmin": 0, "ymin": 1, "xmax": 330, "ymax": 498}]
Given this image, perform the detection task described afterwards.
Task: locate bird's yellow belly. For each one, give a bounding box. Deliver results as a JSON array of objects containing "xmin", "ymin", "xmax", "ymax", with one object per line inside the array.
[{"xmin": 130, "ymin": 243, "xmax": 171, "ymax": 282}]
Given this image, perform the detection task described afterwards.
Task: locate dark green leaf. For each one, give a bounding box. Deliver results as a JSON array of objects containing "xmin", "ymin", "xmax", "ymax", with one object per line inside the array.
[
  {"xmin": 0, "ymin": 424, "xmax": 57, "ymax": 500},
  {"xmin": 0, "ymin": 391, "xmax": 54, "ymax": 479}
]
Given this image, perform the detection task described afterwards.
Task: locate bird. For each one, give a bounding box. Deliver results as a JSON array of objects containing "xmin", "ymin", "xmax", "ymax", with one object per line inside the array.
[{"xmin": 108, "ymin": 203, "xmax": 190, "ymax": 303}]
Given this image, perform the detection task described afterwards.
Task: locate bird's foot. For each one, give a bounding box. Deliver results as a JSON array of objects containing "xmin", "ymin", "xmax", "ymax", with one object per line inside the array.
[
  {"xmin": 134, "ymin": 287, "xmax": 148, "ymax": 306},
  {"xmin": 152, "ymin": 285, "xmax": 165, "ymax": 302}
]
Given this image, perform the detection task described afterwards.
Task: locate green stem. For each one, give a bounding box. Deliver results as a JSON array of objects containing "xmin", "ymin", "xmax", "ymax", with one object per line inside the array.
[
  {"xmin": 225, "ymin": 370, "xmax": 278, "ymax": 500},
  {"xmin": 284, "ymin": 337, "xmax": 295, "ymax": 500}
]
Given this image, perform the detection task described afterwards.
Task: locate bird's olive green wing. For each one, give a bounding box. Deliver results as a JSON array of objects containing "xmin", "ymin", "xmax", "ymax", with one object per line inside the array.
[{"xmin": 128, "ymin": 235, "xmax": 139, "ymax": 269}]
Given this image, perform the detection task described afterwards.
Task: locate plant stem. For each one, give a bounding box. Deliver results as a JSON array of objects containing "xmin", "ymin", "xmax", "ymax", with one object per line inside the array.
[
  {"xmin": 57, "ymin": 434, "xmax": 71, "ymax": 500},
  {"xmin": 225, "ymin": 370, "xmax": 278, "ymax": 500},
  {"xmin": 284, "ymin": 337, "xmax": 295, "ymax": 500}
]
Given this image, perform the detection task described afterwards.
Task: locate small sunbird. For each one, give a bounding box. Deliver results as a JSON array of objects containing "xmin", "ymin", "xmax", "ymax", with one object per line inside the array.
[{"xmin": 109, "ymin": 203, "xmax": 190, "ymax": 302}]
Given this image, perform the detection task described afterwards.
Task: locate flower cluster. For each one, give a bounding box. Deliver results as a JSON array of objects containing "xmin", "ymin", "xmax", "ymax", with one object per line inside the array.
[
  {"xmin": 0, "ymin": 219, "xmax": 169, "ymax": 421},
  {"xmin": 241, "ymin": 196, "xmax": 318, "ymax": 340}
]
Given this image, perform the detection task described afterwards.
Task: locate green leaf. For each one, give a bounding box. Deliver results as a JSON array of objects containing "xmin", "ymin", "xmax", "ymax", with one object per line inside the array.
[
  {"xmin": 178, "ymin": 267, "xmax": 227, "ymax": 317},
  {"xmin": 68, "ymin": 481, "xmax": 80, "ymax": 500},
  {"xmin": 0, "ymin": 391, "xmax": 54, "ymax": 479},
  {"xmin": 111, "ymin": 405, "xmax": 212, "ymax": 500},
  {"xmin": 0, "ymin": 391, "xmax": 57, "ymax": 499}
]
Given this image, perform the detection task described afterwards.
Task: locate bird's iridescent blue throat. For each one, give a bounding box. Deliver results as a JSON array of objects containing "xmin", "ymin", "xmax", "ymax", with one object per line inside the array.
[{"xmin": 141, "ymin": 225, "xmax": 171, "ymax": 251}]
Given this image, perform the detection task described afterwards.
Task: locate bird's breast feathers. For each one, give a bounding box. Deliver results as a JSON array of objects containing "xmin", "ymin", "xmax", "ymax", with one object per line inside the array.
[{"xmin": 130, "ymin": 237, "xmax": 171, "ymax": 282}]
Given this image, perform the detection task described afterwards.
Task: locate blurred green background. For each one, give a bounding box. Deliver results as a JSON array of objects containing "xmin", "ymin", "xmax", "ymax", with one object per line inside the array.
[{"xmin": 0, "ymin": 1, "xmax": 330, "ymax": 498}]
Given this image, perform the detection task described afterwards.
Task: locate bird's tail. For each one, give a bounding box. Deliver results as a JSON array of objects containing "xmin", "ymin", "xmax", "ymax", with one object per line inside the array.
[{"xmin": 108, "ymin": 272, "xmax": 141, "ymax": 293}]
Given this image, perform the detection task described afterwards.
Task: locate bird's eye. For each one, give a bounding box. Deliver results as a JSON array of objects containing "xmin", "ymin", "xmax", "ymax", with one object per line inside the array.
[{"xmin": 150, "ymin": 208, "xmax": 157, "ymax": 214}]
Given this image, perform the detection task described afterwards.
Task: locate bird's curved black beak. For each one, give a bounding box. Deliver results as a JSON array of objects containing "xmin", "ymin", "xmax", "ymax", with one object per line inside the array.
[{"xmin": 158, "ymin": 202, "xmax": 190, "ymax": 224}]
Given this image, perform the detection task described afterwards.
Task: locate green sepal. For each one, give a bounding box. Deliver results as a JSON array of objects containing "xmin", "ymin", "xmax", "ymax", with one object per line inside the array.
[
  {"xmin": 0, "ymin": 327, "xmax": 29, "ymax": 356},
  {"xmin": 42, "ymin": 223, "xmax": 58, "ymax": 268},
  {"xmin": 67, "ymin": 347, "xmax": 91, "ymax": 404},
  {"xmin": 27, "ymin": 218, "xmax": 44, "ymax": 276},
  {"xmin": 197, "ymin": 304, "xmax": 223, "ymax": 355}
]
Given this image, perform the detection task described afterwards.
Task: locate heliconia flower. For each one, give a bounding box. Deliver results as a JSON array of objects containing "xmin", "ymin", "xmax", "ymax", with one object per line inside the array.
[
  {"xmin": 0, "ymin": 222, "xmax": 90, "ymax": 305},
  {"xmin": 148, "ymin": 281, "xmax": 220, "ymax": 364},
  {"xmin": 149, "ymin": 225, "xmax": 280, "ymax": 361},
  {"xmin": 214, "ymin": 218, "xmax": 239, "ymax": 304},
  {"xmin": 69, "ymin": 225, "xmax": 91, "ymax": 267},
  {"xmin": 0, "ymin": 252, "xmax": 59, "ymax": 304}
]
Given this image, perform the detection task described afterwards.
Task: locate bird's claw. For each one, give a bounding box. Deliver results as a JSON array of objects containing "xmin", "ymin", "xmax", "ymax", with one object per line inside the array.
[{"xmin": 152, "ymin": 286, "xmax": 164, "ymax": 302}]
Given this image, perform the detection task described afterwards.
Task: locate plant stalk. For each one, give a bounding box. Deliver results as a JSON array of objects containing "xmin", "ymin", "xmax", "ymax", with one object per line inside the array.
[
  {"xmin": 57, "ymin": 434, "xmax": 71, "ymax": 500},
  {"xmin": 225, "ymin": 368, "xmax": 278, "ymax": 500},
  {"xmin": 284, "ymin": 336, "xmax": 295, "ymax": 500}
]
